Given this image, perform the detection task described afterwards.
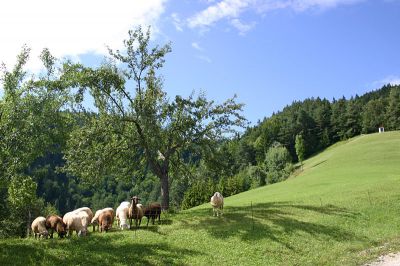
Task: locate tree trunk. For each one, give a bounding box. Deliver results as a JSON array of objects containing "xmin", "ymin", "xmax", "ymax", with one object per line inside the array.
[
  {"xmin": 160, "ymin": 172, "xmax": 169, "ymax": 210},
  {"xmin": 26, "ymin": 210, "xmax": 31, "ymax": 238}
]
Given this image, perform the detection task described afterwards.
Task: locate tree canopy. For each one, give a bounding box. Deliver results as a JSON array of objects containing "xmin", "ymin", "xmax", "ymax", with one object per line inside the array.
[{"xmin": 61, "ymin": 27, "xmax": 246, "ymax": 209}]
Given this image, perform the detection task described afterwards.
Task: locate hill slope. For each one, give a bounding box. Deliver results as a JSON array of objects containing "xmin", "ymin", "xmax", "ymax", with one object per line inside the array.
[{"xmin": 1, "ymin": 132, "xmax": 400, "ymax": 265}]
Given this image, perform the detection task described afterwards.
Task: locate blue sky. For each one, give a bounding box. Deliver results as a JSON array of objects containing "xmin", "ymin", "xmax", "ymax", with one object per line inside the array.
[{"xmin": 1, "ymin": 0, "xmax": 400, "ymax": 124}]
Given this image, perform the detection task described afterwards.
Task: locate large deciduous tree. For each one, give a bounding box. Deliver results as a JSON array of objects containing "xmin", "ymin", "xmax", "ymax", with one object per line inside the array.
[
  {"xmin": 1, "ymin": 46, "xmax": 69, "ymax": 236},
  {"xmin": 62, "ymin": 27, "xmax": 245, "ymax": 209}
]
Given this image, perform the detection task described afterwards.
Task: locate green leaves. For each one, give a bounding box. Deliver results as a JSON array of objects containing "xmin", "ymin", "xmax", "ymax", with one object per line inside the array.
[
  {"xmin": 7, "ymin": 175, "xmax": 37, "ymax": 209},
  {"xmin": 60, "ymin": 26, "xmax": 245, "ymax": 208},
  {"xmin": 295, "ymin": 134, "xmax": 305, "ymax": 165}
]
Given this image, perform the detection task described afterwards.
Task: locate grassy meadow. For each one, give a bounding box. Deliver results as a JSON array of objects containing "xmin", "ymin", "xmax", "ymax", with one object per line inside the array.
[{"xmin": 1, "ymin": 132, "xmax": 400, "ymax": 265}]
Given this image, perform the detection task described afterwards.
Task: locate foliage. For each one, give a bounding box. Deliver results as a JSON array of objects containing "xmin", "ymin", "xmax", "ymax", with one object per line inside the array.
[
  {"xmin": 61, "ymin": 27, "xmax": 245, "ymax": 209},
  {"xmin": 265, "ymin": 144, "xmax": 293, "ymax": 184},
  {"xmin": 181, "ymin": 179, "xmax": 215, "ymax": 210},
  {"xmin": 295, "ymin": 134, "xmax": 305, "ymax": 167}
]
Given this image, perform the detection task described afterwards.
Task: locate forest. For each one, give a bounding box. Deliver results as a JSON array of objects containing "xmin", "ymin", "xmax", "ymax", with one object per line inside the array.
[{"xmin": 1, "ymin": 27, "xmax": 400, "ymax": 237}]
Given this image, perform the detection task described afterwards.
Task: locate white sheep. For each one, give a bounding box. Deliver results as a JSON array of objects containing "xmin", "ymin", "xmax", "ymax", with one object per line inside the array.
[
  {"xmin": 31, "ymin": 216, "xmax": 49, "ymax": 239},
  {"xmin": 210, "ymin": 192, "xmax": 224, "ymax": 217},
  {"xmin": 73, "ymin": 207, "xmax": 93, "ymax": 225},
  {"xmin": 63, "ymin": 208, "xmax": 92, "ymax": 237},
  {"xmin": 92, "ymin": 207, "xmax": 114, "ymax": 232},
  {"xmin": 116, "ymin": 201, "xmax": 130, "ymax": 230},
  {"xmin": 63, "ymin": 210, "xmax": 89, "ymax": 237}
]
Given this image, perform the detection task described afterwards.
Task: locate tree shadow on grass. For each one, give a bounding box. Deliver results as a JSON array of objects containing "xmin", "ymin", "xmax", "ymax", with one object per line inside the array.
[
  {"xmin": 0, "ymin": 234, "xmax": 204, "ymax": 266},
  {"xmin": 180, "ymin": 201, "xmax": 368, "ymax": 250}
]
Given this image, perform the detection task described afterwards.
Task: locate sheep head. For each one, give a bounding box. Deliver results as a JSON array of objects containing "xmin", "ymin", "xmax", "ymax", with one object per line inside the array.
[{"xmin": 131, "ymin": 196, "xmax": 141, "ymax": 205}]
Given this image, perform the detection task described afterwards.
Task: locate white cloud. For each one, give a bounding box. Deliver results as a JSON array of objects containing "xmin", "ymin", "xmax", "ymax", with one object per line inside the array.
[
  {"xmin": 0, "ymin": 0, "xmax": 167, "ymax": 72},
  {"xmin": 171, "ymin": 13, "xmax": 184, "ymax": 32},
  {"xmin": 191, "ymin": 42, "xmax": 203, "ymax": 51},
  {"xmin": 188, "ymin": 0, "xmax": 253, "ymax": 28},
  {"xmin": 188, "ymin": 0, "xmax": 364, "ymax": 33},
  {"xmin": 230, "ymin": 19, "xmax": 256, "ymax": 35}
]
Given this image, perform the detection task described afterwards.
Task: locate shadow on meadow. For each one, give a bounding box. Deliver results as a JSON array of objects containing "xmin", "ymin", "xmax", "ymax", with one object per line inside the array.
[
  {"xmin": 0, "ymin": 233, "xmax": 204, "ymax": 266},
  {"xmin": 180, "ymin": 201, "xmax": 367, "ymax": 250}
]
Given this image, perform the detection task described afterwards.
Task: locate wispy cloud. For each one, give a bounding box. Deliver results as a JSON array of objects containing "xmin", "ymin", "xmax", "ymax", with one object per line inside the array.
[
  {"xmin": 0, "ymin": 0, "xmax": 167, "ymax": 72},
  {"xmin": 171, "ymin": 13, "xmax": 184, "ymax": 32},
  {"xmin": 191, "ymin": 42, "xmax": 203, "ymax": 51},
  {"xmin": 196, "ymin": 55, "xmax": 212, "ymax": 63},
  {"xmin": 230, "ymin": 18, "xmax": 256, "ymax": 35},
  {"xmin": 188, "ymin": 0, "xmax": 252, "ymax": 28},
  {"xmin": 188, "ymin": 0, "xmax": 365, "ymax": 34}
]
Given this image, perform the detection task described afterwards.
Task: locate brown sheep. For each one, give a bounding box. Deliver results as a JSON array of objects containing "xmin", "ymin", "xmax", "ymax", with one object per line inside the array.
[
  {"xmin": 92, "ymin": 208, "xmax": 114, "ymax": 232},
  {"xmin": 129, "ymin": 196, "xmax": 144, "ymax": 228},
  {"xmin": 143, "ymin": 203, "xmax": 161, "ymax": 226},
  {"xmin": 45, "ymin": 215, "xmax": 67, "ymax": 238},
  {"xmin": 99, "ymin": 210, "xmax": 114, "ymax": 232}
]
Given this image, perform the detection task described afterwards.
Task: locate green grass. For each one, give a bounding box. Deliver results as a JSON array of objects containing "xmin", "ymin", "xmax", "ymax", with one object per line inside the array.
[{"xmin": 1, "ymin": 132, "xmax": 400, "ymax": 265}]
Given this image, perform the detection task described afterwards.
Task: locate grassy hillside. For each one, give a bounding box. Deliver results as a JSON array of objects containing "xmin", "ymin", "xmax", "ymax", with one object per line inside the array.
[{"xmin": 1, "ymin": 132, "xmax": 400, "ymax": 265}]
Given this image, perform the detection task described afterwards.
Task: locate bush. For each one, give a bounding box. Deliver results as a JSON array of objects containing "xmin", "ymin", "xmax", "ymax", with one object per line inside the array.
[
  {"xmin": 181, "ymin": 179, "xmax": 215, "ymax": 210},
  {"xmin": 265, "ymin": 145, "xmax": 293, "ymax": 184}
]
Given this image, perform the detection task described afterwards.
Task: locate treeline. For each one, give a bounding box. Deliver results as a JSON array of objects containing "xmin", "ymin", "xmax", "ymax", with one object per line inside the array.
[{"xmin": 177, "ymin": 84, "xmax": 400, "ymax": 209}]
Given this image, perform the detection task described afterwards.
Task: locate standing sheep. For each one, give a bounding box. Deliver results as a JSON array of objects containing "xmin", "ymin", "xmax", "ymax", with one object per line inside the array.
[
  {"xmin": 210, "ymin": 192, "xmax": 224, "ymax": 217},
  {"xmin": 129, "ymin": 196, "xmax": 144, "ymax": 228},
  {"xmin": 143, "ymin": 202, "xmax": 162, "ymax": 226},
  {"xmin": 45, "ymin": 215, "xmax": 67, "ymax": 238},
  {"xmin": 31, "ymin": 216, "xmax": 49, "ymax": 239},
  {"xmin": 116, "ymin": 201, "xmax": 130, "ymax": 230}
]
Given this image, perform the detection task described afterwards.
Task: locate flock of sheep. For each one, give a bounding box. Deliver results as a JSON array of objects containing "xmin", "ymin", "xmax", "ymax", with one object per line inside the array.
[{"xmin": 31, "ymin": 192, "xmax": 224, "ymax": 239}]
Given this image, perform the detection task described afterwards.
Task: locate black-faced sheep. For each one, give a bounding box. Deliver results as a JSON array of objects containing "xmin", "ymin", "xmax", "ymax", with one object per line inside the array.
[
  {"xmin": 45, "ymin": 215, "xmax": 67, "ymax": 238},
  {"xmin": 31, "ymin": 216, "xmax": 49, "ymax": 239},
  {"xmin": 210, "ymin": 192, "xmax": 224, "ymax": 217}
]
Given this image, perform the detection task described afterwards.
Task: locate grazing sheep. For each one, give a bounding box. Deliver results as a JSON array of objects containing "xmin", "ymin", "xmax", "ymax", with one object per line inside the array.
[
  {"xmin": 73, "ymin": 207, "xmax": 93, "ymax": 226},
  {"xmin": 143, "ymin": 202, "xmax": 161, "ymax": 226},
  {"xmin": 116, "ymin": 201, "xmax": 130, "ymax": 230},
  {"xmin": 129, "ymin": 196, "xmax": 144, "ymax": 228},
  {"xmin": 210, "ymin": 192, "xmax": 224, "ymax": 217},
  {"xmin": 92, "ymin": 208, "xmax": 114, "ymax": 232},
  {"xmin": 99, "ymin": 209, "xmax": 114, "ymax": 232},
  {"xmin": 31, "ymin": 216, "xmax": 49, "ymax": 239},
  {"xmin": 45, "ymin": 215, "xmax": 67, "ymax": 238},
  {"xmin": 63, "ymin": 210, "xmax": 90, "ymax": 237}
]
